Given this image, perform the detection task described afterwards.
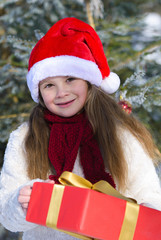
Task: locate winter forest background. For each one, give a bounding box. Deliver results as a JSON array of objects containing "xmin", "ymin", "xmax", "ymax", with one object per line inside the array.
[{"xmin": 0, "ymin": 0, "xmax": 161, "ymax": 239}]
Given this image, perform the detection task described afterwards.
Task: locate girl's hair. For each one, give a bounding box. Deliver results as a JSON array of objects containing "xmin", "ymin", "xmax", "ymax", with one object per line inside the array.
[{"xmin": 24, "ymin": 84, "xmax": 160, "ymax": 190}]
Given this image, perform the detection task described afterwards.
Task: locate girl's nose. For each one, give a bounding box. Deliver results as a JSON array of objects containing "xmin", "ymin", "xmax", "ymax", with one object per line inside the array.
[{"xmin": 56, "ymin": 85, "xmax": 69, "ymax": 98}]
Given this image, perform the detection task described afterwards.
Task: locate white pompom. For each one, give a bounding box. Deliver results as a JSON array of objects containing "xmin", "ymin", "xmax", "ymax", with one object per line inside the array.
[{"xmin": 101, "ymin": 72, "xmax": 120, "ymax": 94}]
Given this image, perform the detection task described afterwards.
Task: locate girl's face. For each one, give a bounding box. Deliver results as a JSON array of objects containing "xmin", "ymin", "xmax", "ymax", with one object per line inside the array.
[{"xmin": 39, "ymin": 76, "xmax": 88, "ymax": 117}]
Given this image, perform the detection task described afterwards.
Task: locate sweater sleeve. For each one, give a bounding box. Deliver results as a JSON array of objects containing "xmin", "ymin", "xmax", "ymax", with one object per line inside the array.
[
  {"xmin": 0, "ymin": 123, "xmax": 42, "ymax": 232},
  {"xmin": 118, "ymin": 128, "xmax": 161, "ymax": 211}
]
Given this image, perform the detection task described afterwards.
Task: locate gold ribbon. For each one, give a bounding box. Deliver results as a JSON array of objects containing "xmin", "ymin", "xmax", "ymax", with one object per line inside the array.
[
  {"xmin": 46, "ymin": 171, "xmax": 139, "ymax": 240},
  {"xmin": 46, "ymin": 185, "xmax": 64, "ymax": 228},
  {"xmin": 119, "ymin": 202, "xmax": 139, "ymax": 240},
  {"xmin": 46, "ymin": 184, "xmax": 91, "ymax": 240}
]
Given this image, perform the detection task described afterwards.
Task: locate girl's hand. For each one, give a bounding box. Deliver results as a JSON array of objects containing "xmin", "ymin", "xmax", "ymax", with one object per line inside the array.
[
  {"xmin": 18, "ymin": 180, "xmax": 55, "ymax": 215},
  {"xmin": 18, "ymin": 185, "xmax": 32, "ymax": 215}
]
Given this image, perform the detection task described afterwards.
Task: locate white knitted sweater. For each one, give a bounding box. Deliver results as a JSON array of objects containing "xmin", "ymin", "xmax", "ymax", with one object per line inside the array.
[{"xmin": 0, "ymin": 123, "xmax": 161, "ymax": 240}]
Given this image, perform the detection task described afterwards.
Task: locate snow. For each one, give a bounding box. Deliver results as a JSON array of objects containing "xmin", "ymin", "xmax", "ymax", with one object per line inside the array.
[{"xmin": 143, "ymin": 12, "xmax": 161, "ymax": 37}]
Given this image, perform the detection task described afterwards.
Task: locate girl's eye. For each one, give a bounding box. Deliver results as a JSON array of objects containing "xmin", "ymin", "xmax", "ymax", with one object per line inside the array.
[
  {"xmin": 45, "ymin": 83, "xmax": 54, "ymax": 88},
  {"xmin": 66, "ymin": 77, "xmax": 75, "ymax": 83}
]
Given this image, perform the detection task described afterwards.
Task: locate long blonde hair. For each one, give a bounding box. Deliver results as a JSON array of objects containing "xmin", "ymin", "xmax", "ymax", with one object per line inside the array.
[
  {"xmin": 85, "ymin": 85, "xmax": 160, "ymax": 189},
  {"xmin": 24, "ymin": 84, "xmax": 160, "ymax": 189}
]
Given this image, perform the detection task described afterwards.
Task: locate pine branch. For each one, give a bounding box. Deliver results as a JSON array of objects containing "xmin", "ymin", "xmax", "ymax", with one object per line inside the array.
[
  {"xmin": 0, "ymin": 113, "xmax": 29, "ymax": 120},
  {"xmin": 111, "ymin": 40, "xmax": 161, "ymax": 71}
]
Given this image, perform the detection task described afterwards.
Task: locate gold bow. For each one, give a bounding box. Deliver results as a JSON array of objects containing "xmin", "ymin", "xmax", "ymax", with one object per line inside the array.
[{"xmin": 59, "ymin": 171, "xmax": 136, "ymax": 203}]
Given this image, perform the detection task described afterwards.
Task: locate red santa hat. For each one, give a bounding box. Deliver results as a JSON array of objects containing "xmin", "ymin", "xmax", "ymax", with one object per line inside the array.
[{"xmin": 27, "ymin": 17, "xmax": 120, "ymax": 102}]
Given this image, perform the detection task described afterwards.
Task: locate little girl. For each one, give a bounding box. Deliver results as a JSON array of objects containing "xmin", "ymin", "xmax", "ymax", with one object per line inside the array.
[{"xmin": 0, "ymin": 17, "xmax": 161, "ymax": 240}]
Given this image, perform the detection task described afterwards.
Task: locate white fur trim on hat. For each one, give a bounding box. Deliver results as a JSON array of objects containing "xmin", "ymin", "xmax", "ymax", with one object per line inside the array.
[
  {"xmin": 27, "ymin": 55, "xmax": 102, "ymax": 102},
  {"xmin": 101, "ymin": 72, "xmax": 120, "ymax": 94}
]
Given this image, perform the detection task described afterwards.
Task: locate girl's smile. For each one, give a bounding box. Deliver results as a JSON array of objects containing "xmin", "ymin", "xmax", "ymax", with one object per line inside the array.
[
  {"xmin": 39, "ymin": 76, "xmax": 88, "ymax": 117},
  {"xmin": 55, "ymin": 99, "xmax": 76, "ymax": 107}
]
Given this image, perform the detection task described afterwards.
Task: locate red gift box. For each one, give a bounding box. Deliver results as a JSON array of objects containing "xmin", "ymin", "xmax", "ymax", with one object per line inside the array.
[{"xmin": 26, "ymin": 172, "xmax": 161, "ymax": 240}]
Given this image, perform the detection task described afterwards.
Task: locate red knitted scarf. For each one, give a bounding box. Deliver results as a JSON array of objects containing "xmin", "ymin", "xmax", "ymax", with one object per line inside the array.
[{"xmin": 44, "ymin": 110, "xmax": 116, "ymax": 188}]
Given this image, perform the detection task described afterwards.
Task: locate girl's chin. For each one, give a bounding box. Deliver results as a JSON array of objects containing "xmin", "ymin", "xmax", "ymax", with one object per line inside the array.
[{"xmin": 55, "ymin": 109, "xmax": 80, "ymax": 118}]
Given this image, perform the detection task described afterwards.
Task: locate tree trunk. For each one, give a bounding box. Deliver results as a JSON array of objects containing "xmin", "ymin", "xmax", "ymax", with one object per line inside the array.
[{"xmin": 85, "ymin": 0, "xmax": 95, "ymax": 29}]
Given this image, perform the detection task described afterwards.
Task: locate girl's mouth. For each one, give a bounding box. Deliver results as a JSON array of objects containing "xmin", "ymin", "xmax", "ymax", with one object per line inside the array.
[{"xmin": 56, "ymin": 99, "xmax": 75, "ymax": 107}]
